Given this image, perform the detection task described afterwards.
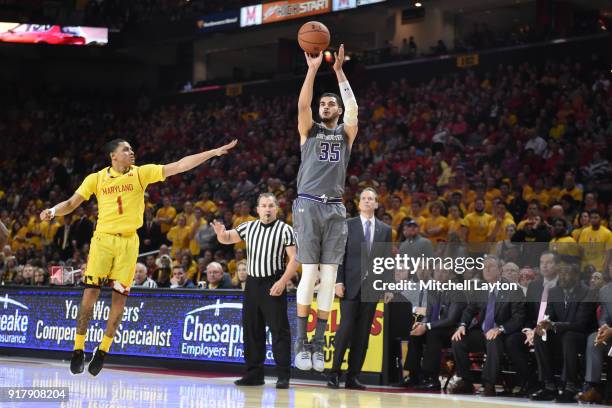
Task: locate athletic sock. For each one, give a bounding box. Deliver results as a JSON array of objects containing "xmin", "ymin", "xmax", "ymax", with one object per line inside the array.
[
  {"xmin": 99, "ymin": 335, "xmax": 113, "ymax": 353},
  {"xmin": 74, "ymin": 334, "xmax": 85, "ymax": 351},
  {"xmin": 297, "ymin": 316, "xmax": 308, "ymax": 341},
  {"xmin": 313, "ymin": 318, "xmax": 327, "ymax": 342}
]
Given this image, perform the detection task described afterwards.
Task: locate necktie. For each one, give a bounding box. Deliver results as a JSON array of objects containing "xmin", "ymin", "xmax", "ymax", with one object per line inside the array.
[
  {"xmin": 418, "ymin": 288, "xmax": 424, "ymax": 307},
  {"xmin": 482, "ymin": 290, "xmax": 496, "ymax": 332},
  {"xmin": 365, "ymin": 220, "xmax": 372, "ymax": 254},
  {"xmin": 431, "ymin": 302, "xmax": 441, "ymax": 322},
  {"xmin": 537, "ymin": 282, "xmax": 552, "ymax": 323}
]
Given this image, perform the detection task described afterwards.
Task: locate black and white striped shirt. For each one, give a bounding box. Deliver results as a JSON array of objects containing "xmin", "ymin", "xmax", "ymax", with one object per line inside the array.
[{"xmin": 235, "ymin": 219, "xmax": 295, "ymax": 278}]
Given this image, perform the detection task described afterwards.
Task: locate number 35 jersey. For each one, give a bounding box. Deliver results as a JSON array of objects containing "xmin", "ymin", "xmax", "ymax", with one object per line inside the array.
[
  {"xmin": 76, "ymin": 165, "xmax": 165, "ymax": 235},
  {"xmin": 297, "ymin": 122, "xmax": 351, "ymax": 198}
]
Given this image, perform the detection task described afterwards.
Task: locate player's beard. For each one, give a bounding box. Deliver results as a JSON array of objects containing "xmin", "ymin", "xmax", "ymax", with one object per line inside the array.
[{"xmin": 321, "ymin": 112, "xmax": 339, "ymax": 126}]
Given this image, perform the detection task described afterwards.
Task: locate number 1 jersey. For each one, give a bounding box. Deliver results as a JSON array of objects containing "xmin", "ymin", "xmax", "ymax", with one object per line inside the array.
[
  {"xmin": 75, "ymin": 165, "xmax": 165, "ymax": 235},
  {"xmin": 296, "ymin": 122, "xmax": 351, "ymax": 198}
]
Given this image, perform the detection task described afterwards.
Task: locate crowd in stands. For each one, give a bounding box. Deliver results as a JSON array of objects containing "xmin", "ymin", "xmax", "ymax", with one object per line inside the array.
[{"xmin": 0, "ymin": 55, "xmax": 610, "ymax": 291}]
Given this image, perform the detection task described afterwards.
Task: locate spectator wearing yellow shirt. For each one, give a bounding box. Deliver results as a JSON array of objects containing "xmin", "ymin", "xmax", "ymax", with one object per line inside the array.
[
  {"xmin": 447, "ymin": 204, "xmax": 464, "ymax": 241},
  {"xmin": 381, "ymin": 213, "xmax": 398, "ymax": 242},
  {"xmin": 461, "ymin": 198, "xmax": 493, "ymax": 244},
  {"xmin": 388, "ymin": 195, "xmax": 410, "ymax": 230},
  {"xmin": 179, "ymin": 251, "xmax": 198, "ymax": 282},
  {"xmin": 157, "ymin": 197, "xmax": 177, "ymax": 234},
  {"xmin": 167, "ymin": 215, "xmax": 192, "ymax": 259},
  {"xmin": 578, "ymin": 210, "xmax": 612, "ymax": 272},
  {"xmin": 176, "ymin": 201, "xmax": 196, "ymax": 226},
  {"xmin": 485, "ymin": 177, "xmax": 501, "ymax": 202},
  {"xmin": 9, "ymin": 217, "xmax": 29, "ymax": 251},
  {"xmin": 559, "ymin": 172, "xmax": 583, "ymax": 202},
  {"xmin": 195, "ymin": 190, "xmax": 218, "ymax": 216},
  {"xmin": 447, "ymin": 191, "xmax": 467, "ymax": 215},
  {"xmin": 498, "ymin": 182, "xmax": 514, "ymax": 205},
  {"xmin": 571, "ymin": 210, "xmax": 590, "ymax": 241},
  {"xmin": 549, "ymin": 218, "xmax": 580, "ymax": 262},
  {"xmin": 517, "ymin": 201, "xmax": 542, "ymax": 230},
  {"xmin": 408, "ymin": 199, "xmax": 428, "ymax": 227},
  {"xmin": 487, "ymin": 201, "xmax": 516, "ymax": 242},
  {"xmin": 548, "ymin": 118, "xmax": 566, "ymax": 140},
  {"xmin": 524, "ymin": 178, "xmax": 550, "ymax": 207},
  {"xmin": 227, "ymin": 248, "xmax": 245, "ymax": 277},
  {"xmin": 468, "ymin": 184, "xmax": 493, "ymax": 214},
  {"xmin": 377, "ymin": 182, "xmax": 392, "ymax": 209},
  {"xmin": 233, "ymin": 201, "xmax": 256, "ymax": 251},
  {"xmin": 422, "ymin": 201, "xmax": 448, "ymax": 243}
]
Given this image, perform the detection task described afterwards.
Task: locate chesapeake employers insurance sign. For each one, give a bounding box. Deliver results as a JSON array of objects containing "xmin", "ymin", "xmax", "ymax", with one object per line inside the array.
[{"xmin": 0, "ymin": 289, "xmax": 297, "ymax": 365}]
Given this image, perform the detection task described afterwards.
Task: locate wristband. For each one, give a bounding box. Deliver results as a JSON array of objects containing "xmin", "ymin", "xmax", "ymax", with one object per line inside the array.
[{"xmin": 49, "ymin": 207, "xmax": 56, "ymax": 218}]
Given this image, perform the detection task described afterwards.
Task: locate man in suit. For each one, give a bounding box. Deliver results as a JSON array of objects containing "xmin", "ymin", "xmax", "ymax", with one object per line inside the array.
[
  {"xmin": 72, "ymin": 207, "xmax": 94, "ymax": 250},
  {"xmin": 138, "ymin": 207, "xmax": 163, "ymax": 253},
  {"xmin": 449, "ymin": 255, "xmax": 527, "ymax": 397},
  {"xmin": 407, "ymin": 266, "xmax": 467, "ymax": 390},
  {"xmin": 328, "ymin": 188, "xmax": 392, "ymax": 390},
  {"xmin": 531, "ymin": 263, "xmax": 597, "ymax": 402},
  {"xmin": 54, "ymin": 213, "xmax": 76, "ymax": 260},
  {"xmin": 390, "ymin": 219, "xmax": 434, "ymax": 386},
  {"xmin": 505, "ymin": 251, "xmax": 561, "ymax": 396},
  {"xmin": 580, "ymin": 276, "xmax": 612, "ymax": 403}
]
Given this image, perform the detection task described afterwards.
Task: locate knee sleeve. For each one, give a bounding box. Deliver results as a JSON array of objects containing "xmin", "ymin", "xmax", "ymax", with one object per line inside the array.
[
  {"xmin": 296, "ymin": 264, "xmax": 319, "ymax": 306},
  {"xmin": 316, "ymin": 264, "xmax": 338, "ymax": 312}
]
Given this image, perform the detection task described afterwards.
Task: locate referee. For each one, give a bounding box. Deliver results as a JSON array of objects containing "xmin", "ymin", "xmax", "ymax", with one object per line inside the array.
[{"xmin": 212, "ymin": 193, "xmax": 297, "ymax": 389}]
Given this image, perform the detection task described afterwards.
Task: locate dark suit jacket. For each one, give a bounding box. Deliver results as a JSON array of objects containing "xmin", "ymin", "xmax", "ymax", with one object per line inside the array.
[
  {"xmin": 53, "ymin": 224, "xmax": 77, "ymax": 259},
  {"xmin": 545, "ymin": 283, "xmax": 597, "ymax": 334},
  {"xmin": 337, "ymin": 216, "xmax": 392, "ymax": 301},
  {"xmin": 599, "ymin": 283, "xmax": 612, "ymax": 327},
  {"xmin": 460, "ymin": 281, "xmax": 526, "ymax": 335},
  {"xmin": 424, "ymin": 289, "xmax": 467, "ymax": 330},
  {"xmin": 73, "ymin": 217, "xmax": 94, "ymax": 249},
  {"xmin": 138, "ymin": 220, "xmax": 163, "ymax": 252},
  {"xmin": 525, "ymin": 277, "xmax": 558, "ymax": 328}
]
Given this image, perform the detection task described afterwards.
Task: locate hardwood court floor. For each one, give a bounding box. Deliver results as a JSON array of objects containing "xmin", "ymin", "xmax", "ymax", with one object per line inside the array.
[{"xmin": 0, "ymin": 357, "xmax": 592, "ymax": 407}]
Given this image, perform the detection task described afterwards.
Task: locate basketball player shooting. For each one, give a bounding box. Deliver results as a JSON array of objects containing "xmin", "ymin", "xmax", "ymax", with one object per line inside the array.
[
  {"xmin": 293, "ymin": 44, "xmax": 358, "ymax": 372},
  {"xmin": 39, "ymin": 138, "xmax": 237, "ymax": 376}
]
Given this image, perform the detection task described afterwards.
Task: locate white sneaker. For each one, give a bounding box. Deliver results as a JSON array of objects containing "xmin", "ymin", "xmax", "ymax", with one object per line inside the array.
[
  {"xmin": 311, "ymin": 339, "xmax": 325, "ymax": 372},
  {"xmin": 294, "ymin": 339, "xmax": 312, "ymax": 371}
]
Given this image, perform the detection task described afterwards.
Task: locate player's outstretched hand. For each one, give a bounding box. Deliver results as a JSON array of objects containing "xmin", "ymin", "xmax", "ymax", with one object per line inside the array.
[
  {"xmin": 211, "ymin": 220, "xmax": 226, "ymax": 236},
  {"xmin": 40, "ymin": 209, "xmax": 54, "ymax": 221},
  {"xmin": 214, "ymin": 139, "xmax": 238, "ymax": 156},
  {"xmin": 333, "ymin": 44, "xmax": 345, "ymax": 72},
  {"xmin": 305, "ymin": 51, "xmax": 323, "ymax": 70}
]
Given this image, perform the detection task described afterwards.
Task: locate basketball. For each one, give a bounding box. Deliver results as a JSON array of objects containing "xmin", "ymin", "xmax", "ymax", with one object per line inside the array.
[{"xmin": 298, "ymin": 21, "xmax": 330, "ymax": 55}]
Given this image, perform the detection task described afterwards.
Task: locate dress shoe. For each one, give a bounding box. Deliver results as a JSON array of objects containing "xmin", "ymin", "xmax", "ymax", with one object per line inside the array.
[
  {"xmin": 327, "ymin": 373, "xmax": 340, "ymax": 389},
  {"xmin": 530, "ymin": 388, "xmax": 557, "ymax": 401},
  {"xmin": 579, "ymin": 386, "xmax": 603, "ymax": 403},
  {"xmin": 448, "ymin": 379, "xmax": 474, "ymax": 395},
  {"xmin": 481, "ymin": 384, "xmax": 496, "ymax": 397},
  {"xmin": 276, "ymin": 378, "xmax": 290, "ymax": 389},
  {"xmin": 555, "ymin": 389, "xmax": 577, "ymax": 403},
  {"xmin": 511, "ymin": 382, "xmax": 531, "ymax": 398},
  {"xmin": 346, "ymin": 377, "xmax": 366, "ymax": 390},
  {"xmin": 234, "ymin": 377, "xmax": 265, "ymax": 386},
  {"xmin": 391, "ymin": 376, "xmax": 420, "ymax": 388},
  {"xmin": 415, "ymin": 379, "xmax": 441, "ymax": 391}
]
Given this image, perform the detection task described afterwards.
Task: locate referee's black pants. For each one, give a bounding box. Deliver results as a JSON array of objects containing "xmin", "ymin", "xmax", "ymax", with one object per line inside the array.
[{"xmin": 243, "ymin": 275, "xmax": 291, "ymax": 381}]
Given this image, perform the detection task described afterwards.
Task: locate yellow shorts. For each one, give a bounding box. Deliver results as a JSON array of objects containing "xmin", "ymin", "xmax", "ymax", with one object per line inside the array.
[{"xmin": 84, "ymin": 231, "xmax": 140, "ymax": 295}]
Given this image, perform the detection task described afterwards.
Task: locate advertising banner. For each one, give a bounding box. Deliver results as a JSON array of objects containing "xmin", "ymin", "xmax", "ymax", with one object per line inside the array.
[
  {"xmin": 0, "ymin": 22, "xmax": 108, "ymax": 45},
  {"xmin": 262, "ymin": 0, "xmax": 331, "ymax": 24},
  {"xmin": 196, "ymin": 11, "xmax": 240, "ymax": 33},
  {"xmin": 240, "ymin": 4, "xmax": 263, "ymax": 27},
  {"xmin": 332, "ymin": 0, "xmax": 356, "ymax": 11},
  {"xmin": 0, "ymin": 288, "xmax": 384, "ymax": 372}
]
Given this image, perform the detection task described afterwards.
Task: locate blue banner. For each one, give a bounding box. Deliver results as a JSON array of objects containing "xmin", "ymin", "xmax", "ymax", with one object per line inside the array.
[
  {"xmin": 0, "ymin": 288, "xmax": 297, "ymax": 365},
  {"xmin": 196, "ymin": 11, "xmax": 240, "ymax": 33}
]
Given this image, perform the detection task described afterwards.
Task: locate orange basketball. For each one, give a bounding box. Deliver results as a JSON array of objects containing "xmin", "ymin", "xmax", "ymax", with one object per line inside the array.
[{"xmin": 298, "ymin": 21, "xmax": 330, "ymax": 55}]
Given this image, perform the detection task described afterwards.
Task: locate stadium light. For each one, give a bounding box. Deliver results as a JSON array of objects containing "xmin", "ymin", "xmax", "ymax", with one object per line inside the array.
[{"xmin": 415, "ymin": 2, "xmax": 422, "ymax": 7}]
